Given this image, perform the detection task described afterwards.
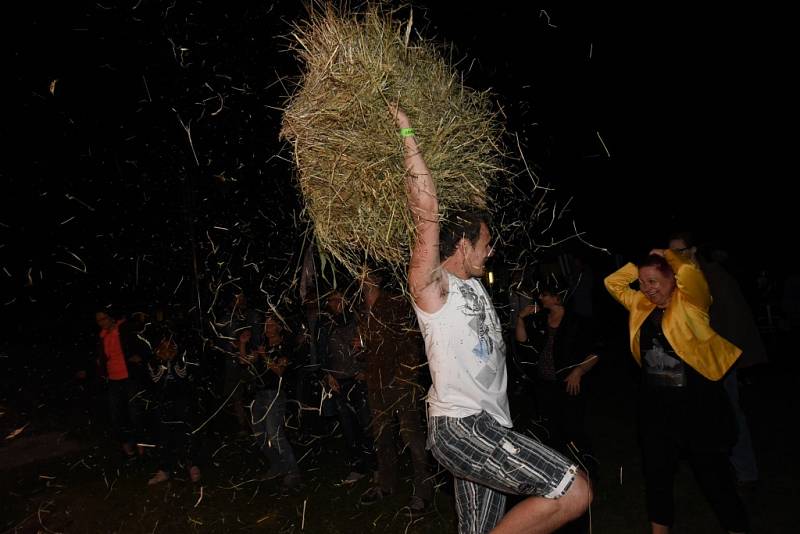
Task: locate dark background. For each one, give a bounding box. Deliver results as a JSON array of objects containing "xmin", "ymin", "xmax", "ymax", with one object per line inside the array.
[{"xmin": 2, "ymin": 1, "xmax": 791, "ymax": 344}]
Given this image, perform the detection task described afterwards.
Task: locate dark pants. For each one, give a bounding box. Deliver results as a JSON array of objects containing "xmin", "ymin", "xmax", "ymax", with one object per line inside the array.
[
  {"xmin": 640, "ymin": 388, "xmax": 748, "ymax": 531},
  {"xmin": 368, "ymin": 384, "xmax": 433, "ymax": 501},
  {"xmin": 252, "ymin": 389, "xmax": 298, "ymax": 475},
  {"xmin": 107, "ymin": 378, "xmax": 144, "ymax": 446},
  {"xmin": 332, "ymin": 378, "xmax": 375, "ymax": 473},
  {"xmin": 723, "ymin": 369, "xmax": 759, "ymax": 482},
  {"xmin": 535, "ymin": 378, "xmax": 590, "ymax": 457},
  {"xmin": 155, "ymin": 397, "xmax": 196, "ymax": 473}
]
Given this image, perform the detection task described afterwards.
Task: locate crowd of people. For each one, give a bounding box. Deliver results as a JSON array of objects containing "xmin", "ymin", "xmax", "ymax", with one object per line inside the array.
[
  {"xmin": 78, "ymin": 107, "xmax": 770, "ymax": 534},
  {"xmin": 87, "ymin": 270, "xmax": 435, "ymax": 510}
]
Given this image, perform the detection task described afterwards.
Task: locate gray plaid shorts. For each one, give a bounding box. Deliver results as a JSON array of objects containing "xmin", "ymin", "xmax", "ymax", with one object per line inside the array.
[{"xmin": 428, "ymin": 411, "xmax": 577, "ymax": 533}]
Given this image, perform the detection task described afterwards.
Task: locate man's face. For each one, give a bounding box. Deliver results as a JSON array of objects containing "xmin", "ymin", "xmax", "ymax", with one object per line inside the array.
[
  {"xmin": 539, "ymin": 292, "xmax": 561, "ymax": 310},
  {"xmin": 638, "ymin": 266, "xmax": 676, "ymax": 307},
  {"xmin": 668, "ymin": 238, "xmax": 695, "ymax": 260},
  {"xmin": 463, "ymin": 223, "xmax": 494, "ymax": 278},
  {"xmin": 95, "ymin": 312, "xmax": 114, "ymax": 331}
]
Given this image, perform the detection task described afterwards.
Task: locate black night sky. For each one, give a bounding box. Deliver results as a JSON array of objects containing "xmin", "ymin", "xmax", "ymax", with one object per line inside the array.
[{"xmin": 3, "ymin": 1, "xmax": 793, "ymax": 348}]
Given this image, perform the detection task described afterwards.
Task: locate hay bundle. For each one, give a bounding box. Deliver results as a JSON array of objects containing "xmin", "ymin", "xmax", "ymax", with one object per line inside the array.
[{"xmin": 281, "ymin": 3, "xmax": 508, "ymax": 275}]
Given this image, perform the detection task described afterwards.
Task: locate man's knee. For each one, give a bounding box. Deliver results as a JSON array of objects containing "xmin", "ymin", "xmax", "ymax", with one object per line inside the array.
[{"xmin": 560, "ymin": 473, "xmax": 592, "ymax": 519}]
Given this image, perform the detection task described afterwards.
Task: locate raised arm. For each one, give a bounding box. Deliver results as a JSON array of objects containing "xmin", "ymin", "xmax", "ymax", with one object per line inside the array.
[
  {"xmin": 390, "ymin": 105, "xmax": 446, "ymax": 313},
  {"xmin": 603, "ymin": 262, "xmax": 640, "ymax": 311},
  {"xmin": 515, "ymin": 303, "xmax": 538, "ymax": 342},
  {"xmin": 661, "ymin": 248, "xmax": 711, "ymax": 310}
]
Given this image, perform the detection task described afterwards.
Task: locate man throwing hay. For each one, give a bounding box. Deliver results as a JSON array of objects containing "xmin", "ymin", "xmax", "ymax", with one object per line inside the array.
[{"xmin": 393, "ymin": 104, "xmax": 592, "ymax": 534}]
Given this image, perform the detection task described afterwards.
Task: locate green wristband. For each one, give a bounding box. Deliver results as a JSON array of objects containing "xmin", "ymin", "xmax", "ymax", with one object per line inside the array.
[{"xmin": 399, "ymin": 127, "xmax": 416, "ymax": 138}]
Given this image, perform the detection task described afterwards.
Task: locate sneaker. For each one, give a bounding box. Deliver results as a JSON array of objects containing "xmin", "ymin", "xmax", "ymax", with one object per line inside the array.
[
  {"xmin": 343, "ymin": 471, "xmax": 366, "ymax": 484},
  {"xmin": 188, "ymin": 465, "xmax": 202, "ymax": 483},
  {"xmin": 359, "ymin": 486, "xmax": 390, "ymax": 506},
  {"xmin": 147, "ymin": 470, "xmax": 170, "ymax": 486}
]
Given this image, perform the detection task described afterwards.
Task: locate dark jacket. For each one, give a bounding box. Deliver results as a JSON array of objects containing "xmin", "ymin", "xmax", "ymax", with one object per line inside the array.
[
  {"xmin": 359, "ymin": 291, "xmax": 423, "ymax": 392},
  {"xmin": 318, "ymin": 311, "xmax": 362, "ymax": 379},
  {"xmin": 148, "ymin": 357, "xmax": 193, "ymax": 401},
  {"xmin": 241, "ymin": 342, "xmax": 292, "ymax": 393},
  {"xmin": 700, "ymin": 259, "xmax": 767, "ymax": 368},
  {"xmin": 518, "ymin": 310, "xmax": 597, "ymax": 377}
]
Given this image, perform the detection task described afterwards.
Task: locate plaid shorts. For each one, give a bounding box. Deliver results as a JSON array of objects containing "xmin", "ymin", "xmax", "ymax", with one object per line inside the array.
[{"xmin": 428, "ymin": 411, "xmax": 577, "ymax": 533}]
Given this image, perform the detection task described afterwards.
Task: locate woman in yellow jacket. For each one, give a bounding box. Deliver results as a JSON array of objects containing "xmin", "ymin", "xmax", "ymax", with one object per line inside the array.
[{"xmin": 605, "ymin": 249, "xmax": 748, "ymax": 534}]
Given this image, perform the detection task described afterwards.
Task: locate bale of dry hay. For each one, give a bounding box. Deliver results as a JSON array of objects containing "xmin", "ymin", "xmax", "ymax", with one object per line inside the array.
[{"xmin": 280, "ymin": 3, "xmax": 508, "ymax": 275}]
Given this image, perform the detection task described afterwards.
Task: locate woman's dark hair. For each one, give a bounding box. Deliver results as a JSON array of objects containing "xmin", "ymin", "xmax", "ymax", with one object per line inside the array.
[
  {"xmin": 439, "ymin": 209, "xmax": 491, "ymax": 259},
  {"xmin": 637, "ymin": 254, "xmax": 675, "ymax": 278},
  {"xmin": 538, "ymin": 280, "xmax": 567, "ymax": 302}
]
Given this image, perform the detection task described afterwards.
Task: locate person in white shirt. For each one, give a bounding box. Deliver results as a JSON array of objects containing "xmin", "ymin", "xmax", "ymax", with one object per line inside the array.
[{"xmin": 392, "ymin": 104, "xmax": 591, "ymax": 534}]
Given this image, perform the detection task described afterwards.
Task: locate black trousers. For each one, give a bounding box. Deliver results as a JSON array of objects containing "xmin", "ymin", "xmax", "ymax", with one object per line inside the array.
[
  {"xmin": 332, "ymin": 378, "xmax": 375, "ymax": 473},
  {"xmin": 535, "ymin": 378, "xmax": 590, "ymax": 456},
  {"xmin": 107, "ymin": 378, "xmax": 144, "ymax": 445},
  {"xmin": 155, "ymin": 397, "xmax": 197, "ymax": 473},
  {"xmin": 640, "ymin": 388, "xmax": 748, "ymax": 531},
  {"xmin": 367, "ymin": 384, "xmax": 433, "ymax": 501}
]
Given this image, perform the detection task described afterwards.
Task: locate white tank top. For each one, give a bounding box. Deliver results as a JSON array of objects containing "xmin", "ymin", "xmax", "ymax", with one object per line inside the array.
[{"xmin": 413, "ymin": 271, "xmax": 512, "ymax": 427}]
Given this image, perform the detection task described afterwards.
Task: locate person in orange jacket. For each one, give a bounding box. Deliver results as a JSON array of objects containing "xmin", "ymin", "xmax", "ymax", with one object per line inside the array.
[{"xmin": 96, "ymin": 310, "xmax": 149, "ymax": 457}]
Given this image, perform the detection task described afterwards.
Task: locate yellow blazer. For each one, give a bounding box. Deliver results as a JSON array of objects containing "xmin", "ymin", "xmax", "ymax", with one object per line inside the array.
[{"xmin": 604, "ymin": 250, "xmax": 741, "ymax": 381}]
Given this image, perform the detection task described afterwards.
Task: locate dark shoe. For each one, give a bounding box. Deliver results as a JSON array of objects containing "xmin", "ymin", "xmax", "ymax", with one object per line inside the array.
[
  {"xmin": 403, "ymin": 495, "xmax": 431, "ymax": 516},
  {"xmin": 359, "ymin": 486, "xmax": 390, "ymax": 506}
]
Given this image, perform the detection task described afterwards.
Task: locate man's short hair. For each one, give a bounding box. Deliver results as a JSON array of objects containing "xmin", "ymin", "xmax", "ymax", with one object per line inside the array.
[
  {"xmin": 439, "ymin": 209, "xmax": 491, "ymax": 260},
  {"xmin": 668, "ymin": 230, "xmax": 696, "ymax": 249}
]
